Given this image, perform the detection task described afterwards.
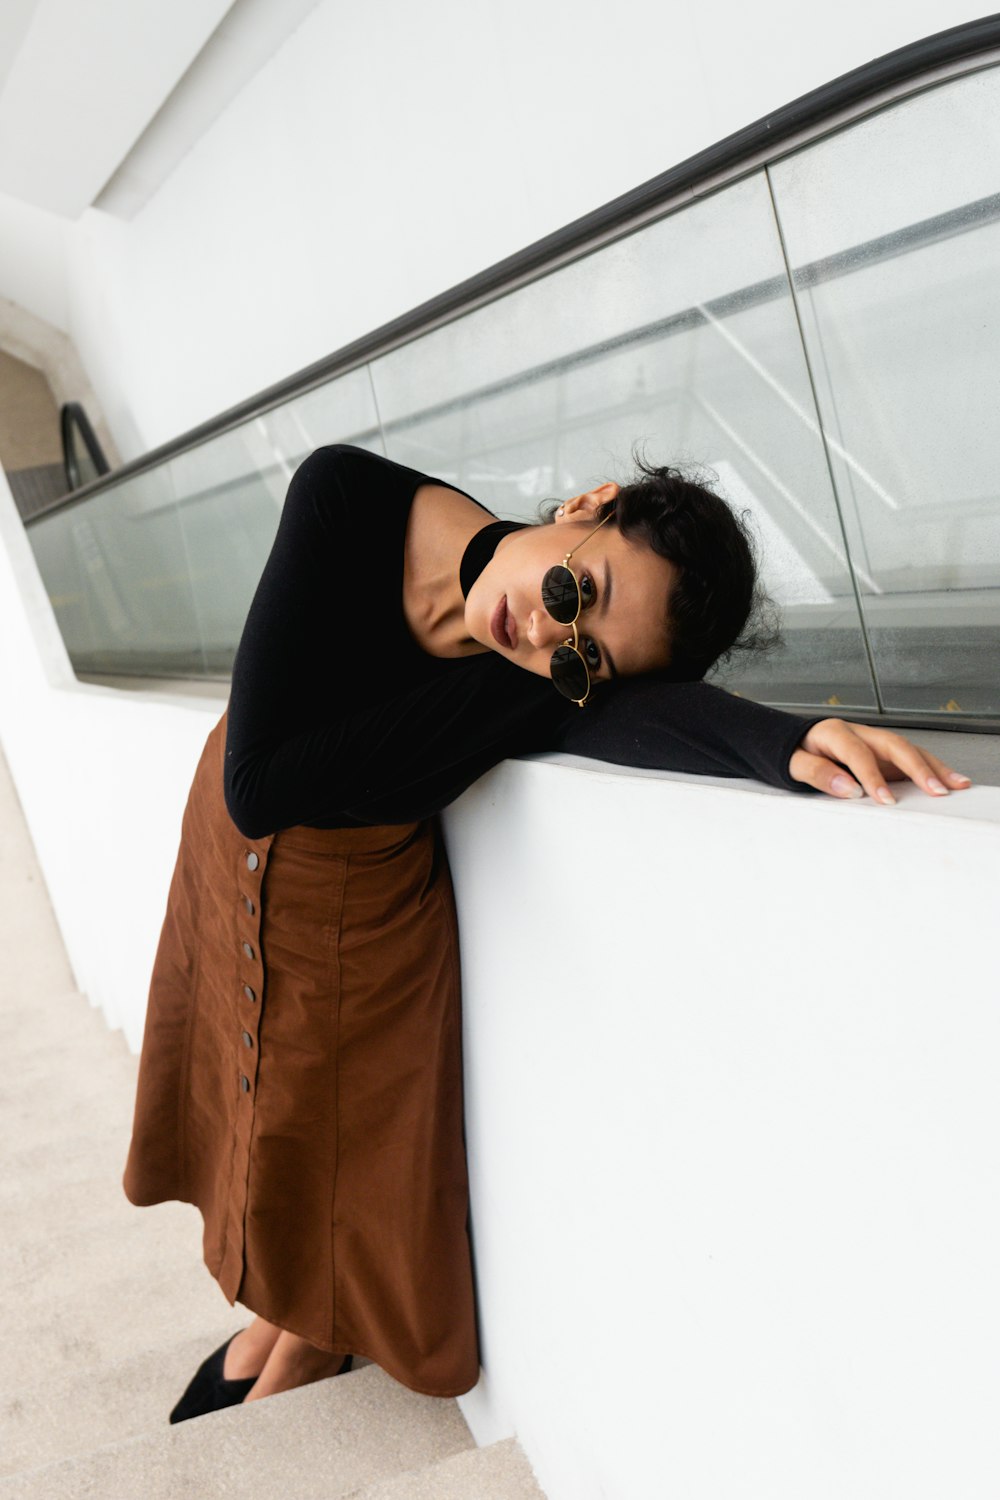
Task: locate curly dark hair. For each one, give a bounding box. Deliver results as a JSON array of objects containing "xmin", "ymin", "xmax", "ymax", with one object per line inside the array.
[{"xmin": 582, "ymin": 452, "xmax": 782, "ymax": 682}]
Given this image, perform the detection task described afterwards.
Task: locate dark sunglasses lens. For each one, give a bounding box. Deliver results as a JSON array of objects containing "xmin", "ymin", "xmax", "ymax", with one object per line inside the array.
[
  {"xmin": 541, "ymin": 565, "xmax": 579, "ymax": 625},
  {"xmin": 550, "ymin": 643, "xmax": 590, "ymax": 702}
]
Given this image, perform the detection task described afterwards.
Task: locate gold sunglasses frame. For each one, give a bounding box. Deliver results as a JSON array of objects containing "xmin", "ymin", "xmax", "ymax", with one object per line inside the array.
[{"xmin": 544, "ymin": 510, "xmax": 614, "ymax": 708}]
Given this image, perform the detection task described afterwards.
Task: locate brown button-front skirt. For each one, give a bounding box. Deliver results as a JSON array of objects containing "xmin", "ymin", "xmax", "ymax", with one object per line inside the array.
[{"xmin": 122, "ymin": 713, "xmax": 479, "ymax": 1397}]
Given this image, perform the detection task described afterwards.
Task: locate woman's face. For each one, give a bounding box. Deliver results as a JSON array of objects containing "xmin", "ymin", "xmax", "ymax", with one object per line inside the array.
[{"xmin": 465, "ymin": 483, "xmax": 677, "ymax": 687}]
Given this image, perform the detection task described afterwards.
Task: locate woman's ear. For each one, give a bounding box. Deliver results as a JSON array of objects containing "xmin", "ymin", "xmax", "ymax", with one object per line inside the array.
[{"xmin": 555, "ymin": 481, "xmax": 620, "ymax": 523}]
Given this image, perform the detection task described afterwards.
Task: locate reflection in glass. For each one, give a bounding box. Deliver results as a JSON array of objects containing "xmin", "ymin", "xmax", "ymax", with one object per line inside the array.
[
  {"xmin": 770, "ymin": 65, "xmax": 1000, "ymax": 714},
  {"xmin": 371, "ymin": 173, "xmax": 876, "ymax": 707}
]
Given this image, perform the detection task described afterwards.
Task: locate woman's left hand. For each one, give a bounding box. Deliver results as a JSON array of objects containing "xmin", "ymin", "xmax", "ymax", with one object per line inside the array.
[{"xmin": 788, "ymin": 718, "xmax": 973, "ymax": 804}]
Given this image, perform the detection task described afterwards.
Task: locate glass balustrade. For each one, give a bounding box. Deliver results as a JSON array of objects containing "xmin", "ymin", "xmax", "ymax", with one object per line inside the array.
[
  {"xmin": 770, "ymin": 64, "xmax": 1000, "ymax": 716},
  {"xmin": 25, "ymin": 63, "xmax": 1000, "ymax": 718}
]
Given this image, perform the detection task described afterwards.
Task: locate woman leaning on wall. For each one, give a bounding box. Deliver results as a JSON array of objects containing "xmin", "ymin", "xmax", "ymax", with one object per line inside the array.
[{"xmin": 121, "ymin": 443, "xmax": 971, "ymax": 1418}]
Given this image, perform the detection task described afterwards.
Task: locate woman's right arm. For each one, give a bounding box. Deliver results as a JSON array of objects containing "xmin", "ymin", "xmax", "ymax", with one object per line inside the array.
[{"xmin": 223, "ymin": 445, "xmax": 562, "ymax": 834}]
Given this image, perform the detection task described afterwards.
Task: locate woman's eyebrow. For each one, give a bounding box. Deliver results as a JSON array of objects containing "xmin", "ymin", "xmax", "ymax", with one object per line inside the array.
[
  {"xmin": 600, "ymin": 559, "xmax": 618, "ymax": 678},
  {"xmin": 599, "ymin": 559, "xmax": 619, "ymax": 677}
]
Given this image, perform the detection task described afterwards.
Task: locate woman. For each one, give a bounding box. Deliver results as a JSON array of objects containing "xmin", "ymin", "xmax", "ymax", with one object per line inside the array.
[{"xmin": 122, "ymin": 444, "xmax": 970, "ymax": 1422}]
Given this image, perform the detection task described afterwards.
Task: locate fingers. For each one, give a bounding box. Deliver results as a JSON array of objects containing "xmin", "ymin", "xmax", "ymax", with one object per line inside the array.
[
  {"xmin": 867, "ymin": 734, "xmax": 972, "ymax": 799},
  {"xmin": 788, "ymin": 749, "xmax": 867, "ymax": 800},
  {"xmin": 911, "ymin": 746, "xmax": 973, "ymax": 792},
  {"xmin": 791, "ymin": 744, "xmax": 893, "ymax": 804},
  {"xmin": 791, "ymin": 721, "xmax": 974, "ymax": 804}
]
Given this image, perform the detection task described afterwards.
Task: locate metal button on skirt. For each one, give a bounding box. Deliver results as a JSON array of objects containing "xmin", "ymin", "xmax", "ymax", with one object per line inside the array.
[{"xmin": 122, "ymin": 713, "xmax": 479, "ymax": 1397}]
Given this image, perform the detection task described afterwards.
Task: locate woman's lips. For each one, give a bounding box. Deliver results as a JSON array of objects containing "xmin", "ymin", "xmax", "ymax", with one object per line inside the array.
[
  {"xmin": 505, "ymin": 604, "xmax": 518, "ymax": 648},
  {"xmin": 490, "ymin": 596, "xmax": 517, "ymax": 649}
]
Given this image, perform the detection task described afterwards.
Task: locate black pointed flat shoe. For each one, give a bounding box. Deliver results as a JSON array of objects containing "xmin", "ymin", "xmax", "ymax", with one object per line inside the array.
[
  {"xmin": 169, "ymin": 1336, "xmax": 355, "ymax": 1424},
  {"xmin": 169, "ymin": 1331, "xmax": 258, "ymax": 1424}
]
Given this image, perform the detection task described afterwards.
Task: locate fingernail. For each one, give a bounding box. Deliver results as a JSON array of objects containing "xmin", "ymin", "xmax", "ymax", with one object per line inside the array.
[
  {"xmin": 832, "ymin": 774, "xmax": 863, "ymax": 798},
  {"xmin": 948, "ymin": 771, "xmax": 971, "ymax": 785},
  {"xmin": 927, "ymin": 777, "xmax": 948, "ymax": 795},
  {"xmin": 876, "ymin": 786, "xmax": 896, "ymax": 805}
]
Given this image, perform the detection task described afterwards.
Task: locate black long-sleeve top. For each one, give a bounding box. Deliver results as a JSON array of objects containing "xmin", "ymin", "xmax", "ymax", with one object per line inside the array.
[{"xmin": 223, "ymin": 445, "xmax": 826, "ymax": 836}]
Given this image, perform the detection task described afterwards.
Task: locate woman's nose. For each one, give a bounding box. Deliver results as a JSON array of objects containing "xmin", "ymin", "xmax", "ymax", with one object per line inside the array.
[{"xmin": 527, "ymin": 608, "xmax": 570, "ymax": 650}]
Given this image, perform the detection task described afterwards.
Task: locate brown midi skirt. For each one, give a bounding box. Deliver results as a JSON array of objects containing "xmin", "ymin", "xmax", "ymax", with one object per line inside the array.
[{"xmin": 122, "ymin": 713, "xmax": 479, "ymax": 1397}]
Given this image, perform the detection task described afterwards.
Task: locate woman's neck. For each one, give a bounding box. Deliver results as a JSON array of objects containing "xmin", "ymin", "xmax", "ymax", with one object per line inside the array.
[{"xmin": 402, "ymin": 483, "xmax": 495, "ymax": 657}]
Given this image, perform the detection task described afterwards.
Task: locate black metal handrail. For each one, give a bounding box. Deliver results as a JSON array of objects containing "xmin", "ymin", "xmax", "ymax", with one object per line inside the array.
[
  {"xmin": 25, "ymin": 12, "xmax": 1000, "ymax": 528},
  {"xmin": 60, "ymin": 401, "xmax": 111, "ymax": 491}
]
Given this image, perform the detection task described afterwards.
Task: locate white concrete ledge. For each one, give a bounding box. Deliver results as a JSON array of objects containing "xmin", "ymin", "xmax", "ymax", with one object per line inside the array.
[
  {"xmin": 531, "ymin": 746, "xmax": 1000, "ymax": 821},
  {"xmin": 443, "ymin": 755, "xmax": 1000, "ymax": 1500}
]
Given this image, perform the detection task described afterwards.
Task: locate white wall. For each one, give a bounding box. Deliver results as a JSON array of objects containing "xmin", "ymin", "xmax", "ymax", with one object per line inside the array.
[
  {"xmin": 0, "ymin": 192, "xmax": 71, "ymax": 333},
  {"xmin": 444, "ymin": 758, "xmax": 1000, "ymax": 1499},
  {"xmin": 0, "ymin": 470, "xmax": 221, "ymax": 1052},
  {"xmin": 5, "ymin": 0, "xmax": 978, "ymax": 456},
  {"xmin": 3, "ymin": 461, "xmax": 999, "ymax": 1498}
]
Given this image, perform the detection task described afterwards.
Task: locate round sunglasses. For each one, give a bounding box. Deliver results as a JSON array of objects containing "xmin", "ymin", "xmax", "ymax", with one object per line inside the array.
[{"xmin": 541, "ymin": 511, "xmax": 613, "ymax": 707}]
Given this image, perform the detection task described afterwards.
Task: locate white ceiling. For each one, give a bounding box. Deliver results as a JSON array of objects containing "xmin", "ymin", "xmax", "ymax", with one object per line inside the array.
[
  {"xmin": 0, "ymin": 0, "xmax": 236, "ymax": 218},
  {"xmin": 95, "ymin": 0, "xmax": 327, "ymax": 220}
]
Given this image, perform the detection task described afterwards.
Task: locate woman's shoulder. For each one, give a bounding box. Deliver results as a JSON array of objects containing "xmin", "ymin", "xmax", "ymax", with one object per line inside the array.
[
  {"xmin": 294, "ymin": 443, "xmax": 458, "ymax": 493},
  {"xmin": 291, "ymin": 443, "xmax": 420, "ymax": 500},
  {"xmin": 292, "ymin": 444, "xmax": 484, "ymax": 513},
  {"xmin": 274, "ymin": 445, "xmax": 434, "ymax": 556}
]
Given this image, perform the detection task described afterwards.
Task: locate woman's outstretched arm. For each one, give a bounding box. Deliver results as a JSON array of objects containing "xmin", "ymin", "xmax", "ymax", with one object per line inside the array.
[{"xmin": 555, "ymin": 677, "xmax": 973, "ymax": 803}]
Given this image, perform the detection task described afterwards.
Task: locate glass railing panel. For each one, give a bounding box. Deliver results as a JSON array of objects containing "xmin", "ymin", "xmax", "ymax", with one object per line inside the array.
[
  {"xmin": 29, "ymin": 368, "xmax": 382, "ymax": 677},
  {"xmin": 166, "ymin": 426, "xmax": 297, "ymax": 676},
  {"xmin": 371, "ymin": 172, "xmax": 795, "ymax": 503},
  {"xmin": 770, "ymin": 64, "xmax": 1000, "ymax": 716},
  {"xmin": 260, "ymin": 369, "xmax": 383, "ymax": 464},
  {"xmin": 27, "ymin": 464, "xmax": 207, "ymax": 676},
  {"xmin": 371, "ymin": 172, "xmax": 876, "ymax": 708},
  {"xmin": 168, "ymin": 366, "xmax": 382, "ymax": 674}
]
